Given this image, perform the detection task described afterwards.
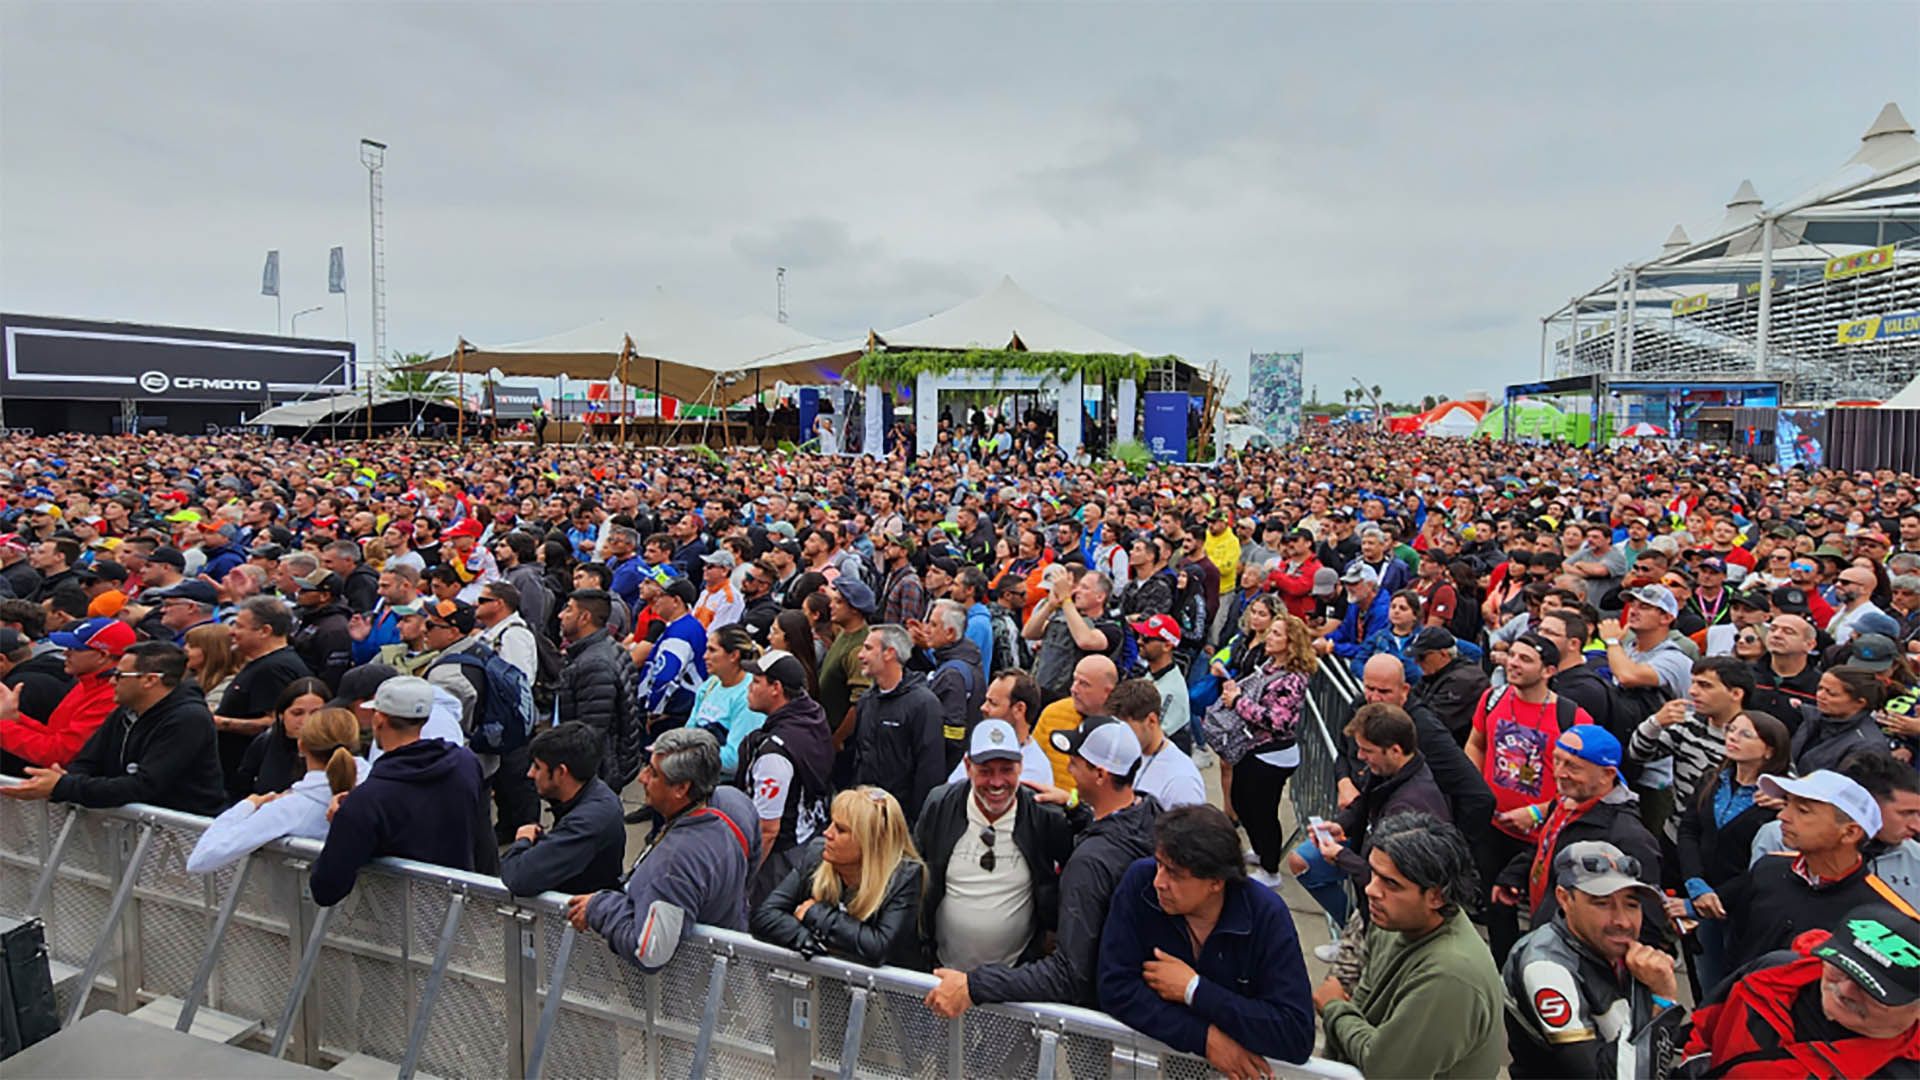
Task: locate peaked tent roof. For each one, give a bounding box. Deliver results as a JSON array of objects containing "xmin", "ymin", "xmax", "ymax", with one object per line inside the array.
[
  {"xmin": 1883, "ymin": 371, "xmax": 1920, "ymax": 409},
  {"xmin": 412, "ymin": 292, "xmax": 862, "ymax": 405},
  {"xmin": 871, "ymin": 275, "xmax": 1147, "ymax": 356}
]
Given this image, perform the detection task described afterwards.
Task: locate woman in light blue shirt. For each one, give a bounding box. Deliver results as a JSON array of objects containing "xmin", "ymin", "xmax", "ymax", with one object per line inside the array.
[
  {"xmin": 187, "ymin": 707, "xmax": 368, "ymax": 874},
  {"xmin": 688, "ymin": 626, "xmax": 767, "ymax": 775}
]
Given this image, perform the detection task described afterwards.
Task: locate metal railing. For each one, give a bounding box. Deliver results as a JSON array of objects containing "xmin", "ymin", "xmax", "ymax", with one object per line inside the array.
[
  {"xmin": 1290, "ymin": 658, "xmax": 1359, "ymax": 844},
  {"xmin": 0, "ymin": 777, "xmax": 1360, "ymax": 1080}
]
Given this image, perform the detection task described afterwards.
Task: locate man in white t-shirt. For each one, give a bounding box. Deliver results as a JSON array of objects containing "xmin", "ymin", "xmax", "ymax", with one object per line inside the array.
[
  {"xmin": 693, "ymin": 551, "xmax": 744, "ymax": 631},
  {"xmin": 1105, "ymin": 676, "xmax": 1207, "ymax": 809},
  {"xmin": 1128, "ymin": 613, "xmax": 1192, "ymax": 748},
  {"xmin": 914, "ymin": 720, "xmax": 1072, "ymax": 970},
  {"xmin": 947, "ymin": 669, "xmax": 1053, "ymax": 789}
]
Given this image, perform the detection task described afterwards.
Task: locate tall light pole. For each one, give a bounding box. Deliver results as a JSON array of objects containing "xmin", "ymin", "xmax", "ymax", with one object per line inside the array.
[
  {"xmin": 360, "ymin": 139, "xmax": 388, "ymax": 392},
  {"xmin": 289, "ymin": 306, "xmax": 323, "ymax": 336}
]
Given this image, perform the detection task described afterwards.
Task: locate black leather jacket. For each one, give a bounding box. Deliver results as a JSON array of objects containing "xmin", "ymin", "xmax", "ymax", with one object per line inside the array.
[
  {"xmin": 1503, "ymin": 915, "xmax": 1686, "ymax": 1079},
  {"xmin": 750, "ymin": 839, "xmax": 927, "ymax": 970}
]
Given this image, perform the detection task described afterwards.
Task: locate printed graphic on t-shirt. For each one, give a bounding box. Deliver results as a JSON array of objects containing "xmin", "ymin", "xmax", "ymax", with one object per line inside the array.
[{"xmin": 1492, "ymin": 718, "xmax": 1549, "ymax": 797}]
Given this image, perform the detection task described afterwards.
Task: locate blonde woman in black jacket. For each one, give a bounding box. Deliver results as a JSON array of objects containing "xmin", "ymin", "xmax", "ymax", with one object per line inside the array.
[{"xmin": 751, "ymin": 786, "xmax": 927, "ymax": 969}]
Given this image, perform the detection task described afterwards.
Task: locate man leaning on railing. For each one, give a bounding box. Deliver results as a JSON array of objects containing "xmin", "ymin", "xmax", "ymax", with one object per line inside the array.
[
  {"xmin": 567, "ymin": 728, "xmax": 758, "ymax": 972},
  {"xmin": 1, "ymin": 640, "xmax": 226, "ymax": 816}
]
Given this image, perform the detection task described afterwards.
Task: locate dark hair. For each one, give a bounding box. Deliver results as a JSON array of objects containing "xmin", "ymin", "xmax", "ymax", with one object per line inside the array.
[
  {"xmin": 1345, "ymin": 702, "xmax": 1418, "ymax": 755},
  {"xmin": 1542, "ymin": 608, "xmax": 1588, "ymax": 646},
  {"xmin": 1367, "ymin": 812, "xmax": 1480, "ymax": 918},
  {"xmin": 528, "ymin": 721, "xmax": 604, "ymax": 785},
  {"xmin": 1153, "ymin": 804, "xmax": 1247, "ymax": 885},
  {"xmin": 239, "ymin": 596, "xmax": 293, "ymax": 638},
  {"xmin": 1106, "ymin": 678, "xmax": 1164, "ymax": 725},
  {"xmin": 711, "ymin": 624, "xmax": 758, "ymax": 661},
  {"xmin": 0, "ymin": 598, "xmax": 47, "ymax": 636},
  {"xmin": 955, "ymin": 566, "xmax": 989, "ymax": 602},
  {"xmin": 1824, "ymin": 666, "xmax": 1887, "ymax": 712},
  {"xmin": 540, "ymin": 538, "xmax": 574, "ymax": 574},
  {"xmin": 45, "ymin": 585, "xmax": 90, "ymax": 620},
  {"xmin": 1839, "ymin": 750, "xmax": 1920, "ymax": 807},
  {"xmin": 992, "ymin": 669, "xmax": 1041, "ymax": 727},
  {"xmin": 771, "ymin": 610, "xmax": 821, "ymax": 700},
  {"xmin": 643, "ymin": 532, "xmax": 674, "ymax": 555},
  {"xmin": 124, "ymin": 641, "xmax": 188, "ymax": 687},
  {"xmin": 1692, "ymin": 655, "xmax": 1755, "ymax": 703},
  {"xmin": 500, "ymin": 532, "xmax": 537, "ymax": 564},
  {"xmin": 483, "ymin": 580, "xmax": 522, "ymax": 611},
  {"xmin": 1700, "ymin": 710, "xmax": 1793, "ymax": 810},
  {"xmin": 574, "ymin": 562, "xmax": 612, "ymax": 589},
  {"xmin": 565, "ymin": 588, "xmax": 612, "ymax": 630},
  {"xmin": 274, "ymin": 677, "xmax": 332, "ymax": 718}
]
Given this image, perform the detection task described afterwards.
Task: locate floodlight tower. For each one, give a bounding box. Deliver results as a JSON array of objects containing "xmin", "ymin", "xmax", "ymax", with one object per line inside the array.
[{"xmin": 360, "ymin": 139, "xmax": 388, "ymax": 386}]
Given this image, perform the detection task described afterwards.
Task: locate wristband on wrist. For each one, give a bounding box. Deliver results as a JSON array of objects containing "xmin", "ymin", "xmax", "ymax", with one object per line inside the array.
[{"xmin": 1183, "ymin": 974, "xmax": 1201, "ymax": 1006}]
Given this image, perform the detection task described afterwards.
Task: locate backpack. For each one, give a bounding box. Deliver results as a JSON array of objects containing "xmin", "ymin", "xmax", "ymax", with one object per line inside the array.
[
  {"xmin": 430, "ymin": 643, "xmax": 536, "ymax": 755},
  {"xmin": 1480, "ymin": 684, "xmax": 1583, "ymax": 745},
  {"xmin": 936, "ymin": 656, "xmax": 985, "ymax": 731}
]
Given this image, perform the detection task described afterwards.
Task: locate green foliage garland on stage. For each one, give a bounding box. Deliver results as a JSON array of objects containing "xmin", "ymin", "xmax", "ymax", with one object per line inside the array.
[{"xmin": 851, "ymin": 349, "xmax": 1172, "ymax": 387}]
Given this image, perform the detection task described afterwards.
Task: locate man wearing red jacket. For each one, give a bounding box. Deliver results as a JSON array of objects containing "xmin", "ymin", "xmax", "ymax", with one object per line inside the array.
[
  {"xmin": 1266, "ymin": 529, "xmax": 1324, "ymax": 620},
  {"xmin": 1681, "ymin": 902, "xmax": 1920, "ymax": 1078},
  {"xmin": 0, "ymin": 617, "xmax": 133, "ymax": 768}
]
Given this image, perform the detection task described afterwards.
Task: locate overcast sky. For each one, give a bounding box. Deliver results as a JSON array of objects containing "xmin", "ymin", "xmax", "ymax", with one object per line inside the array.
[{"xmin": 3, "ymin": 3, "xmax": 1916, "ymax": 402}]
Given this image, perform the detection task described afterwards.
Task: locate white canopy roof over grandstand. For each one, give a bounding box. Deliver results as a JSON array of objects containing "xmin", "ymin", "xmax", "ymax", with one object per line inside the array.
[
  {"xmin": 869, "ymin": 275, "xmax": 1149, "ymax": 356},
  {"xmin": 1884, "ymin": 372, "xmax": 1920, "ymax": 409},
  {"xmin": 1558, "ymin": 101, "xmax": 1920, "ymax": 312}
]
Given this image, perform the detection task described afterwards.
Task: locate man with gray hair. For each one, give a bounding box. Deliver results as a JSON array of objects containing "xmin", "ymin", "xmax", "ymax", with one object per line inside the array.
[
  {"xmin": 852, "ymin": 623, "xmax": 947, "ymax": 826},
  {"xmin": 320, "ymin": 538, "xmax": 379, "ymax": 613},
  {"xmin": 567, "ymin": 728, "xmax": 759, "ymax": 972},
  {"xmin": 910, "ymin": 598, "xmax": 986, "ymax": 770}
]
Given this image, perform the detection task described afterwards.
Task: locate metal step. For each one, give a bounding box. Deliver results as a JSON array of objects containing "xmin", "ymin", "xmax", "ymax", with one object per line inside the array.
[
  {"xmin": 327, "ymin": 1051, "xmax": 440, "ymax": 1079},
  {"xmin": 128, "ymin": 995, "xmax": 263, "ymax": 1045}
]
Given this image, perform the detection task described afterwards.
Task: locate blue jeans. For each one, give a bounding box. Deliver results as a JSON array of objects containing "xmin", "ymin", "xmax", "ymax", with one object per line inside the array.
[{"xmin": 1294, "ymin": 841, "xmax": 1352, "ymax": 926}]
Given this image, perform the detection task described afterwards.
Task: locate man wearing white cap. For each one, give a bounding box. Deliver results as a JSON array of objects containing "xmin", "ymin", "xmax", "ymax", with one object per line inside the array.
[
  {"xmin": 310, "ymin": 676, "xmax": 486, "ymax": 906},
  {"xmin": 1721, "ymin": 770, "xmax": 1906, "ymax": 970},
  {"xmin": 925, "ymin": 715, "xmax": 1159, "ymax": 1017},
  {"xmin": 914, "ymin": 719, "xmax": 1074, "ymax": 970}
]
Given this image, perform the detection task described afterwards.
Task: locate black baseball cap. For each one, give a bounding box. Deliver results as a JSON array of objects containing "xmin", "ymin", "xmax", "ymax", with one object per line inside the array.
[
  {"xmin": 147, "ymin": 546, "xmax": 187, "ymax": 570},
  {"xmin": 1812, "ymin": 903, "xmax": 1920, "ymax": 1005},
  {"xmin": 743, "ymin": 648, "xmax": 808, "ymax": 691},
  {"xmin": 1771, "ymin": 585, "xmax": 1812, "ymax": 615},
  {"xmin": 1409, "ymin": 627, "xmax": 1457, "ymax": 656}
]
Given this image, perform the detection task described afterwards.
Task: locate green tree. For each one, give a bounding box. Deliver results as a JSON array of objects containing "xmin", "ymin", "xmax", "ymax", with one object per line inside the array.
[{"xmin": 381, "ymin": 352, "xmax": 455, "ymax": 398}]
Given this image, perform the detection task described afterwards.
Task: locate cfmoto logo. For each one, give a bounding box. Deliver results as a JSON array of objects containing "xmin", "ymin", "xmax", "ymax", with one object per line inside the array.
[
  {"xmin": 138, "ymin": 370, "xmax": 171, "ymax": 394},
  {"xmin": 135, "ymin": 371, "xmax": 263, "ymax": 394}
]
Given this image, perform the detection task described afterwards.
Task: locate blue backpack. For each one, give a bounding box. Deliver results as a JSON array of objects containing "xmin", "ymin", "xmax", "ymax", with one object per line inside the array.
[{"xmin": 430, "ymin": 643, "xmax": 536, "ymax": 754}]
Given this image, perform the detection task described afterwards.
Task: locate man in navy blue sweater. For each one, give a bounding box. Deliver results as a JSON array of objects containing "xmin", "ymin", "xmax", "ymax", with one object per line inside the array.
[
  {"xmin": 310, "ymin": 676, "xmax": 486, "ymax": 906},
  {"xmin": 1098, "ymin": 804, "xmax": 1316, "ymax": 1076}
]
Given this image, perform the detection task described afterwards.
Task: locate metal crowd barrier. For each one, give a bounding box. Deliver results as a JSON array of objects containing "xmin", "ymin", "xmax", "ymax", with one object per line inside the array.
[
  {"xmin": 0, "ymin": 777, "xmax": 1360, "ymax": 1080},
  {"xmin": 1288, "ymin": 658, "xmax": 1360, "ymax": 845}
]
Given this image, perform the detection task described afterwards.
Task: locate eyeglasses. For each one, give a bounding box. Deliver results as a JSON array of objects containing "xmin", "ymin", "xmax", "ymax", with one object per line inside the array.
[
  {"xmin": 977, "ymin": 826, "xmax": 997, "ymax": 872},
  {"xmin": 1736, "ymin": 633, "xmax": 1761, "ymax": 645},
  {"xmin": 108, "ymin": 669, "xmax": 156, "ymax": 681}
]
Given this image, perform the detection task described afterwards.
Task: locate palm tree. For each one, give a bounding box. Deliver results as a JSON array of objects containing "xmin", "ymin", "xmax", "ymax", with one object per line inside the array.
[
  {"xmin": 1420, "ymin": 394, "xmax": 1437, "ymax": 412},
  {"xmin": 381, "ymin": 353, "xmax": 455, "ymax": 398}
]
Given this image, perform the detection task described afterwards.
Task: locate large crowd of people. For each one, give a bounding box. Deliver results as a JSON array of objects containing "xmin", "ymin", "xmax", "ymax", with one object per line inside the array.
[{"xmin": 4, "ymin": 422, "xmax": 1920, "ymax": 1077}]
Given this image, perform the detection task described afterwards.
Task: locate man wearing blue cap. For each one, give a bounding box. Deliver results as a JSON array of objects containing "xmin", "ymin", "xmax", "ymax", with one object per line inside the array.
[{"xmin": 1493, "ymin": 724, "xmax": 1666, "ymax": 954}]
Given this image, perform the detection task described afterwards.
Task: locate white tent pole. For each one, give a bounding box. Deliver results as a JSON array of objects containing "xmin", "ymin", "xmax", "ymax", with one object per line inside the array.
[
  {"xmin": 1610, "ymin": 274, "xmax": 1626, "ymax": 374},
  {"xmin": 1754, "ymin": 215, "xmax": 1775, "ymax": 376},
  {"xmin": 1623, "ymin": 268, "xmax": 1637, "ymax": 375},
  {"xmin": 1538, "ymin": 319, "xmax": 1549, "ymax": 379}
]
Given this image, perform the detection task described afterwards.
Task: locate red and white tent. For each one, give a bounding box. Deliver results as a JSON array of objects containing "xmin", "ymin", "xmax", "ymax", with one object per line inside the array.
[
  {"xmin": 1418, "ymin": 400, "xmax": 1485, "ymax": 437},
  {"xmin": 1620, "ymin": 422, "xmax": 1669, "ymax": 437}
]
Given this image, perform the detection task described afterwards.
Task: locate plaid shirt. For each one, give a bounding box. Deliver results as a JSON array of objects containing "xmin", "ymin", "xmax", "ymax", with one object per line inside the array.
[{"xmin": 880, "ymin": 565, "xmax": 928, "ymax": 627}]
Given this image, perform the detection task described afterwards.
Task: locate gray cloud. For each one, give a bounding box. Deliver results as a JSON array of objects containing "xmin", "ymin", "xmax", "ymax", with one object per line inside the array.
[{"xmin": 1, "ymin": 2, "xmax": 1914, "ymax": 398}]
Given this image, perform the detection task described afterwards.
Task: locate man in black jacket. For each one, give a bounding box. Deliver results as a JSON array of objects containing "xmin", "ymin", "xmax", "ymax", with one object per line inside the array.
[
  {"xmin": 736, "ymin": 649, "xmax": 834, "ymax": 904},
  {"xmin": 1539, "ymin": 611, "xmax": 1616, "ymax": 737},
  {"xmin": 851, "ymin": 624, "xmax": 947, "ymax": 827},
  {"xmin": 1347, "ymin": 654, "xmax": 1494, "ymax": 840},
  {"xmin": 0, "ymin": 627, "xmax": 71, "ymax": 732},
  {"xmin": 499, "ymin": 722, "xmax": 626, "ymax": 896},
  {"xmin": 555, "ymin": 589, "xmax": 638, "ymax": 789},
  {"xmin": 1409, "ymin": 628, "xmax": 1488, "ymax": 745},
  {"xmin": 311, "ymin": 676, "xmax": 486, "ymax": 906},
  {"xmin": 1, "ymin": 641, "xmax": 225, "ymax": 816},
  {"xmin": 289, "ymin": 569, "xmax": 354, "ymax": 691},
  {"xmin": 909, "ymin": 599, "xmax": 986, "ymax": 769},
  {"xmin": 914, "ymin": 719, "xmax": 1073, "ymax": 969},
  {"xmin": 925, "ymin": 715, "xmax": 1159, "ymax": 1017}
]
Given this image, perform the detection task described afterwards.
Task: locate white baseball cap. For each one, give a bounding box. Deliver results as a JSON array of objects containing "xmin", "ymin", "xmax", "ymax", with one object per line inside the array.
[
  {"xmin": 1049, "ymin": 716, "xmax": 1142, "ymax": 776},
  {"xmin": 1761, "ymin": 771, "xmax": 1883, "ymax": 838},
  {"xmin": 966, "ymin": 719, "xmax": 1023, "ymax": 763}
]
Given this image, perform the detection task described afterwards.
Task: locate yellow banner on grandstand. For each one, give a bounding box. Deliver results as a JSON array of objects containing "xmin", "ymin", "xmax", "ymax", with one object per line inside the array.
[
  {"xmin": 1837, "ymin": 316, "xmax": 1881, "ymax": 344},
  {"xmin": 1825, "ymin": 244, "xmax": 1896, "ymax": 282},
  {"xmin": 1744, "ymin": 278, "xmax": 1776, "ymax": 296},
  {"xmin": 1671, "ymin": 293, "xmax": 1710, "ymax": 316}
]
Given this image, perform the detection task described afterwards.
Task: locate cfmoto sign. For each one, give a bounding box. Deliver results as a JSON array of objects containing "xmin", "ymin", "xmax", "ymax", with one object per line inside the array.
[{"xmin": 137, "ymin": 370, "xmax": 263, "ymax": 394}]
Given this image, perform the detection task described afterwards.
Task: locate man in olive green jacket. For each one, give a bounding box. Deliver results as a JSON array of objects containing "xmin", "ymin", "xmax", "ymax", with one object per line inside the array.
[{"xmin": 1316, "ymin": 813, "xmax": 1506, "ymax": 1078}]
